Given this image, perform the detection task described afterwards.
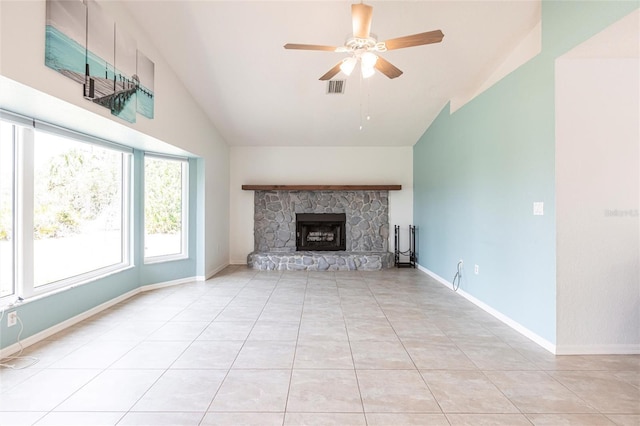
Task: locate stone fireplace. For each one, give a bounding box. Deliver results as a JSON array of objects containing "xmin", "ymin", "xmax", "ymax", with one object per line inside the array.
[{"xmin": 246, "ymin": 187, "xmax": 397, "ymax": 271}]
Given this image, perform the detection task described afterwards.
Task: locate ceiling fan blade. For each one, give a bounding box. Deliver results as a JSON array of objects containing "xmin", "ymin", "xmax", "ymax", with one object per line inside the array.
[
  {"xmin": 284, "ymin": 43, "xmax": 340, "ymax": 52},
  {"xmin": 374, "ymin": 56, "xmax": 403, "ymax": 79},
  {"xmin": 319, "ymin": 62, "xmax": 343, "ymax": 81},
  {"xmin": 383, "ymin": 30, "xmax": 444, "ymax": 51},
  {"xmin": 352, "ymin": 3, "xmax": 373, "ymax": 39}
]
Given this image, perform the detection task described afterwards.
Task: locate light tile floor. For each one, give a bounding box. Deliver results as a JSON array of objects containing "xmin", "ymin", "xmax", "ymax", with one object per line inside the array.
[{"xmin": 1, "ymin": 266, "xmax": 638, "ymax": 425}]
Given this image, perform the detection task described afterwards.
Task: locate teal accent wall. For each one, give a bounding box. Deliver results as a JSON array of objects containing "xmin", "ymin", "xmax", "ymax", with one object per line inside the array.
[
  {"xmin": 413, "ymin": 1, "xmax": 638, "ymax": 344},
  {"xmin": 0, "ymin": 150, "xmax": 203, "ymax": 350}
]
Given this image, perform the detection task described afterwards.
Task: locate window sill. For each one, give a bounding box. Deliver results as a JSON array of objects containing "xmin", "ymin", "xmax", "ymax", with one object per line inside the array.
[
  {"xmin": 143, "ymin": 254, "xmax": 189, "ymax": 265},
  {"xmin": 0, "ymin": 264, "xmax": 135, "ymax": 312}
]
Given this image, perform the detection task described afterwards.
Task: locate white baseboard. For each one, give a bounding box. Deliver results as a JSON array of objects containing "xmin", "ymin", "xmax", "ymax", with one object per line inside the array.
[
  {"xmin": 206, "ymin": 262, "xmax": 229, "ymax": 280},
  {"xmin": 556, "ymin": 344, "xmax": 640, "ymax": 355},
  {"xmin": 0, "ymin": 287, "xmax": 140, "ymax": 360},
  {"xmin": 141, "ymin": 276, "xmax": 201, "ymax": 292},
  {"xmin": 0, "ymin": 275, "xmax": 201, "ymax": 359},
  {"xmin": 417, "ymin": 264, "xmax": 557, "ymax": 354},
  {"xmin": 418, "ymin": 265, "xmax": 455, "ymax": 290}
]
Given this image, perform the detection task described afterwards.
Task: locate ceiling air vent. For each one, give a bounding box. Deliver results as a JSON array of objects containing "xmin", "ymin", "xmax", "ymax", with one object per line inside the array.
[{"xmin": 326, "ymin": 80, "xmax": 346, "ymax": 94}]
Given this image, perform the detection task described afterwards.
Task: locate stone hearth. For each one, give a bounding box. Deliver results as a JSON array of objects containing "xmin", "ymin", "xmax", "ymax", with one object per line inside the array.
[
  {"xmin": 248, "ymin": 251, "xmax": 394, "ymax": 271},
  {"xmin": 247, "ymin": 190, "xmax": 394, "ymax": 271}
]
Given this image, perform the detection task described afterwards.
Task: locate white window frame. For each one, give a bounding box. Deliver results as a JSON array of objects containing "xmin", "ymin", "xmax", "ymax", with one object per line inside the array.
[
  {"xmin": 0, "ymin": 111, "xmax": 133, "ymax": 303},
  {"xmin": 143, "ymin": 153, "xmax": 189, "ymax": 264},
  {"xmin": 0, "ymin": 122, "xmax": 17, "ymax": 305}
]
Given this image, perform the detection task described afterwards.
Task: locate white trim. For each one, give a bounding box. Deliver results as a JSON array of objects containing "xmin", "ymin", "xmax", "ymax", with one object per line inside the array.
[
  {"xmin": 0, "ymin": 265, "xmax": 135, "ymax": 312},
  {"xmin": 418, "ymin": 264, "xmax": 454, "ymax": 290},
  {"xmin": 417, "ymin": 263, "xmax": 557, "ymax": 354},
  {"xmin": 0, "ymin": 287, "xmax": 139, "ymax": 359},
  {"xmin": 143, "ymin": 253, "xmax": 189, "ymax": 265},
  {"xmin": 206, "ymin": 263, "xmax": 229, "ymax": 280},
  {"xmin": 143, "ymin": 152, "xmax": 189, "ymax": 162},
  {"xmin": 16, "ymin": 126, "xmax": 34, "ymax": 299},
  {"xmin": 139, "ymin": 276, "xmax": 199, "ymax": 292},
  {"xmin": 0, "ymin": 275, "xmax": 200, "ymax": 359},
  {"xmin": 34, "ymin": 120, "xmax": 133, "ymax": 154},
  {"xmin": 8, "ymin": 124, "xmax": 133, "ymax": 300},
  {"xmin": 0, "ymin": 109, "xmax": 35, "ymax": 127},
  {"xmin": 556, "ymin": 344, "xmax": 640, "ymax": 355},
  {"xmin": 143, "ymin": 157, "xmax": 189, "ymax": 263}
]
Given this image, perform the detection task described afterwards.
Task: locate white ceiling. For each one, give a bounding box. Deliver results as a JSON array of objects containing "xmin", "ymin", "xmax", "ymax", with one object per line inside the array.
[{"xmin": 122, "ymin": 1, "xmax": 540, "ymax": 147}]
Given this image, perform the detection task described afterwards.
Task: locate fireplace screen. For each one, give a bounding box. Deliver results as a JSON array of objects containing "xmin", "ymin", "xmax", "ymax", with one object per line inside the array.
[{"xmin": 296, "ymin": 213, "xmax": 346, "ymax": 251}]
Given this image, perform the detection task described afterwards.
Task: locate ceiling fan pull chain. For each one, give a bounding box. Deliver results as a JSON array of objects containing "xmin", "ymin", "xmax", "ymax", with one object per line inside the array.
[
  {"xmin": 366, "ymin": 77, "xmax": 371, "ymax": 122},
  {"xmin": 359, "ymin": 69, "xmax": 364, "ymax": 131}
]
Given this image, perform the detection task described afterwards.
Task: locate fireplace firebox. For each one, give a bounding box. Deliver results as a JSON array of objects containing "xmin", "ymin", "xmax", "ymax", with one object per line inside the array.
[{"xmin": 296, "ymin": 213, "xmax": 346, "ymax": 251}]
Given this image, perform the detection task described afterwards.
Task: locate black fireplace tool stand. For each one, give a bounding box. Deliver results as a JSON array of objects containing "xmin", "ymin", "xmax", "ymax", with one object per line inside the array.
[{"xmin": 394, "ymin": 225, "xmax": 416, "ymax": 268}]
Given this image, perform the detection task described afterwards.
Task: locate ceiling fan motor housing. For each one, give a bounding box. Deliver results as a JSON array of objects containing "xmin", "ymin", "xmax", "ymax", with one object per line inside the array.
[{"xmin": 344, "ymin": 36, "xmax": 387, "ymax": 53}]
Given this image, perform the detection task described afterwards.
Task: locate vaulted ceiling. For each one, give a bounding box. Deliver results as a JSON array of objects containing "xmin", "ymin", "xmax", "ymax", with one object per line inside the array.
[{"xmin": 122, "ymin": 1, "xmax": 540, "ymax": 147}]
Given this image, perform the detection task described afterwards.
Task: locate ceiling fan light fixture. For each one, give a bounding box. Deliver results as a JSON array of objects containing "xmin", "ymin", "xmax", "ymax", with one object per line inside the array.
[
  {"xmin": 340, "ymin": 57, "xmax": 357, "ymax": 76},
  {"xmin": 360, "ymin": 52, "xmax": 378, "ymax": 78},
  {"xmin": 361, "ymin": 51, "xmax": 378, "ymax": 68},
  {"xmin": 361, "ymin": 63, "xmax": 376, "ymax": 79}
]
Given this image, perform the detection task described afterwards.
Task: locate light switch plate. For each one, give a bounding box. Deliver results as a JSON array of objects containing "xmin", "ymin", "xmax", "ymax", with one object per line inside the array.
[{"xmin": 533, "ymin": 202, "xmax": 544, "ymax": 216}]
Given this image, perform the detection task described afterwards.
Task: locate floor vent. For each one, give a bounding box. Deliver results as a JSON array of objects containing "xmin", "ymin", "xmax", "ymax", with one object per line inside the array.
[{"xmin": 326, "ymin": 80, "xmax": 346, "ymax": 94}]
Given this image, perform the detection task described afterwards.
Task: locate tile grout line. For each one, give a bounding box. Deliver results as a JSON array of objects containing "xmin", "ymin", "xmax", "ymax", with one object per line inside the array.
[
  {"xmin": 341, "ymin": 274, "xmax": 368, "ymax": 422},
  {"xmin": 202, "ymin": 271, "xmax": 280, "ymax": 417},
  {"xmin": 364, "ymin": 273, "xmax": 448, "ymax": 420},
  {"xmin": 281, "ymin": 270, "xmax": 309, "ymax": 425}
]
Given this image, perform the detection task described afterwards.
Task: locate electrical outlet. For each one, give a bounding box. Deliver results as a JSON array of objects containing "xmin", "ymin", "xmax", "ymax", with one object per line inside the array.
[
  {"xmin": 7, "ymin": 311, "xmax": 17, "ymax": 327},
  {"xmin": 474, "ymin": 264, "xmax": 479, "ymax": 275}
]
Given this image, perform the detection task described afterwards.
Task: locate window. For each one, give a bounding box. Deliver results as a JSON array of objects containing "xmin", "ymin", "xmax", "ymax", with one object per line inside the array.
[
  {"xmin": 0, "ymin": 113, "xmax": 131, "ymax": 301},
  {"xmin": 0, "ymin": 122, "xmax": 15, "ymax": 299},
  {"xmin": 32, "ymin": 131, "xmax": 128, "ymax": 287},
  {"xmin": 144, "ymin": 155, "xmax": 188, "ymax": 261}
]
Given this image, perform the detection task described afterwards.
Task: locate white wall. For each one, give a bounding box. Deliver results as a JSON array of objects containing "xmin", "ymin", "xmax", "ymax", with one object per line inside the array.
[
  {"xmin": 0, "ymin": 0, "xmax": 230, "ymax": 277},
  {"xmin": 556, "ymin": 55, "xmax": 639, "ymax": 353},
  {"xmin": 229, "ymin": 146, "xmax": 413, "ymax": 264},
  {"xmin": 451, "ymin": 20, "xmax": 541, "ymax": 113}
]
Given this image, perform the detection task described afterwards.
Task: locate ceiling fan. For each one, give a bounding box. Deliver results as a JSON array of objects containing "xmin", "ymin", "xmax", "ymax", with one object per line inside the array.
[{"xmin": 284, "ymin": 2, "xmax": 444, "ymax": 81}]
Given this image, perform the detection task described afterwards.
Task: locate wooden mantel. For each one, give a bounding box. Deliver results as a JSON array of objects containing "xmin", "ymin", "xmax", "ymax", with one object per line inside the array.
[{"xmin": 241, "ymin": 185, "xmax": 402, "ymax": 191}]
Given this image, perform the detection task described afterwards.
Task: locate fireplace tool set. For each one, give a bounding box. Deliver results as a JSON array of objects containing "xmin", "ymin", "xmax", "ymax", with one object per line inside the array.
[{"xmin": 394, "ymin": 225, "xmax": 416, "ymax": 268}]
